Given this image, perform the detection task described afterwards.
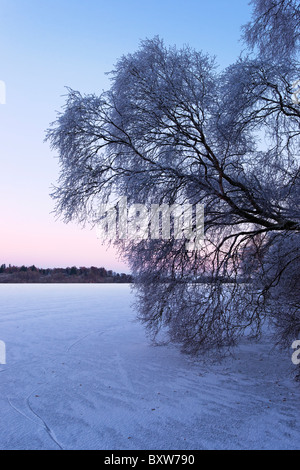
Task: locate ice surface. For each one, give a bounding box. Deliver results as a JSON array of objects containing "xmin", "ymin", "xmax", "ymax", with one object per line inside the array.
[{"xmin": 0, "ymin": 284, "xmax": 299, "ymax": 450}]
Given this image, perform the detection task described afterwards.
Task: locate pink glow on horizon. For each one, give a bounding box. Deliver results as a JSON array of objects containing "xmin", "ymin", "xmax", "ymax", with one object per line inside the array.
[
  {"xmin": 0, "ymin": 216, "xmax": 129, "ymax": 272},
  {"xmin": 0, "ymin": 0, "xmax": 251, "ymax": 273}
]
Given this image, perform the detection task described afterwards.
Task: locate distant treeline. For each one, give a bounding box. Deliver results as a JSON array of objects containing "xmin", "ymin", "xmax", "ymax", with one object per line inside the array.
[{"xmin": 0, "ymin": 264, "xmax": 133, "ymax": 283}]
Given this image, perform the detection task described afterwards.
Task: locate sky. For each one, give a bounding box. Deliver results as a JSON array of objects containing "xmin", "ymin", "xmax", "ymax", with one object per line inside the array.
[{"xmin": 0, "ymin": 0, "xmax": 252, "ymax": 271}]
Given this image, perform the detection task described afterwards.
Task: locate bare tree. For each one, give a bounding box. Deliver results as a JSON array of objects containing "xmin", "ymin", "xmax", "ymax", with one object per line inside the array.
[
  {"xmin": 242, "ymin": 0, "xmax": 300, "ymax": 60},
  {"xmin": 46, "ymin": 1, "xmax": 300, "ymax": 366}
]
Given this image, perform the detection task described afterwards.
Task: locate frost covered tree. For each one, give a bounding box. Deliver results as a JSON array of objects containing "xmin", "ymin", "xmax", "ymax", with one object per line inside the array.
[
  {"xmin": 242, "ymin": 0, "xmax": 300, "ymax": 60},
  {"xmin": 46, "ymin": 0, "xmax": 300, "ymax": 362}
]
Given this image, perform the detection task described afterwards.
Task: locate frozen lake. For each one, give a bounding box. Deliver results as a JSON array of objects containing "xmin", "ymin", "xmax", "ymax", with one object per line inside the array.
[{"xmin": 0, "ymin": 284, "xmax": 299, "ymax": 450}]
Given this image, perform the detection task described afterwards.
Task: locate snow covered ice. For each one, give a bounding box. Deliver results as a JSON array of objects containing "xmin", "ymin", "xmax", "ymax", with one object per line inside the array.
[{"xmin": 0, "ymin": 284, "xmax": 299, "ymax": 450}]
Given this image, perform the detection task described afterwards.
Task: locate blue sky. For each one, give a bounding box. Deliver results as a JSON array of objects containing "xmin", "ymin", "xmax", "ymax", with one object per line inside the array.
[{"xmin": 0, "ymin": 0, "xmax": 252, "ymax": 270}]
